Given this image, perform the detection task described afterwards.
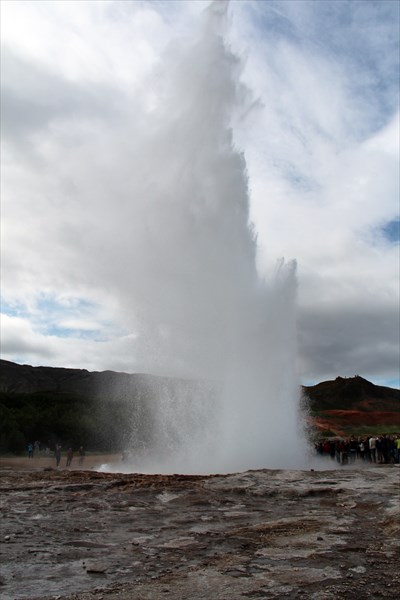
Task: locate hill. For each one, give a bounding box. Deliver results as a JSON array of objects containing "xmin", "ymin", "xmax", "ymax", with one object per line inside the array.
[
  {"xmin": 0, "ymin": 360, "xmax": 399, "ymax": 452},
  {"xmin": 0, "ymin": 360, "xmax": 212, "ymax": 453},
  {"xmin": 303, "ymin": 375, "xmax": 400, "ymax": 437},
  {"xmin": 0, "ymin": 358, "xmax": 162, "ymax": 397}
]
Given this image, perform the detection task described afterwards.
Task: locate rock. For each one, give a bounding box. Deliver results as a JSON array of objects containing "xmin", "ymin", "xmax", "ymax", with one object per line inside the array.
[
  {"xmin": 86, "ymin": 563, "xmax": 108, "ymax": 574},
  {"xmin": 350, "ymin": 566, "xmax": 367, "ymax": 574}
]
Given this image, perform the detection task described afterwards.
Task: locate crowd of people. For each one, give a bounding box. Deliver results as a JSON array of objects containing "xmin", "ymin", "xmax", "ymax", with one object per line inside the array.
[
  {"xmin": 26, "ymin": 442, "xmax": 86, "ymax": 468},
  {"xmin": 26, "ymin": 435, "xmax": 400, "ymax": 469},
  {"xmin": 26, "ymin": 440, "xmax": 49, "ymax": 458},
  {"xmin": 314, "ymin": 434, "xmax": 400, "ymax": 465}
]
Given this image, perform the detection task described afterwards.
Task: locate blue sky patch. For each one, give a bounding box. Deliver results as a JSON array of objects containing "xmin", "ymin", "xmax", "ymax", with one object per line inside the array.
[
  {"xmin": 1, "ymin": 293, "xmax": 106, "ymax": 340},
  {"xmin": 382, "ymin": 218, "xmax": 400, "ymax": 243}
]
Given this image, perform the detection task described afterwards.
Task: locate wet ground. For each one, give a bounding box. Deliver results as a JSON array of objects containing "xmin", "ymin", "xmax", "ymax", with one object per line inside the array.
[{"xmin": 0, "ymin": 463, "xmax": 399, "ymax": 599}]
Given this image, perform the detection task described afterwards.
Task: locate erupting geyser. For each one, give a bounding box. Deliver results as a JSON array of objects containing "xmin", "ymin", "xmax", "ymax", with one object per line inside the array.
[{"xmin": 107, "ymin": 1, "xmax": 309, "ymax": 473}]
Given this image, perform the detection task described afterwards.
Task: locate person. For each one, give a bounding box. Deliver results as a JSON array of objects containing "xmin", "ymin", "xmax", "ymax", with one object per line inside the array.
[
  {"xmin": 27, "ymin": 443, "xmax": 33, "ymax": 459},
  {"xmin": 358, "ymin": 439, "xmax": 365, "ymax": 461},
  {"xmin": 78, "ymin": 446, "xmax": 85, "ymax": 466},
  {"xmin": 349, "ymin": 438, "xmax": 357, "ymax": 463},
  {"xmin": 338, "ymin": 440, "xmax": 348, "ymax": 465},
  {"xmin": 381, "ymin": 435, "xmax": 389, "ymax": 464},
  {"xmin": 376, "ymin": 436, "xmax": 383, "ymax": 463},
  {"xmin": 369, "ymin": 436, "xmax": 376, "ymax": 463},
  {"xmin": 66, "ymin": 448, "xmax": 73, "ymax": 467},
  {"xmin": 34, "ymin": 440, "xmax": 40, "ymax": 456},
  {"xmin": 55, "ymin": 444, "xmax": 61, "ymax": 467},
  {"xmin": 395, "ymin": 435, "xmax": 400, "ymax": 464}
]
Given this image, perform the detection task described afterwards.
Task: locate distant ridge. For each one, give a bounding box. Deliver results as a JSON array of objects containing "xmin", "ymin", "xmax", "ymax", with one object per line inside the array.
[
  {"xmin": 1, "ymin": 360, "xmax": 398, "ymax": 402},
  {"xmin": 304, "ymin": 375, "xmax": 399, "ymax": 411},
  {"xmin": 1, "ymin": 360, "xmax": 399, "ymax": 441},
  {"xmin": 0, "ymin": 359, "xmax": 181, "ymax": 397}
]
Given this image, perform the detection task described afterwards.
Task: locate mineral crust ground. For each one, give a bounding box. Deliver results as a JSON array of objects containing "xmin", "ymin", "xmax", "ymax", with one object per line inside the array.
[{"xmin": 0, "ymin": 458, "xmax": 399, "ymax": 599}]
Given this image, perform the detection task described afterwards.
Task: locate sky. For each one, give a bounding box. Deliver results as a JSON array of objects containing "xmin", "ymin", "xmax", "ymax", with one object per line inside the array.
[{"xmin": 1, "ymin": 0, "xmax": 399, "ymax": 388}]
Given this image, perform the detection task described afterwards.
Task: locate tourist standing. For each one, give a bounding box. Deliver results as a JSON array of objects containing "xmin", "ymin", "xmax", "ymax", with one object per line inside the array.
[
  {"xmin": 78, "ymin": 446, "xmax": 85, "ymax": 466},
  {"xmin": 55, "ymin": 444, "xmax": 62, "ymax": 467},
  {"xmin": 358, "ymin": 439, "xmax": 365, "ymax": 461},
  {"xmin": 395, "ymin": 436, "xmax": 400, "ymax": 463},
  {"xmin": 34, "ymin": 440, "xmax": 40, "ymax": 457},
  {"xmin": 27, "ymin": 443, "xmax": 33, "ymax": 459},
  {"xmin": 369, "ymin": 436, "xmax": 377, "ymax": 463},
  {"xmin": 376, "ymin": 436, "xmax": 383, "ymax": 463},
  {"xmin": 66, "ymin": 448, "xmax": 74, "ymax": 467}
]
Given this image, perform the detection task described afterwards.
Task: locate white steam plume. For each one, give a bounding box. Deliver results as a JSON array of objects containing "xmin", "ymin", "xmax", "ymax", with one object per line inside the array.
[{"xmin": 91, "ymin": 1, "xmax": 308, "ymax": 472}]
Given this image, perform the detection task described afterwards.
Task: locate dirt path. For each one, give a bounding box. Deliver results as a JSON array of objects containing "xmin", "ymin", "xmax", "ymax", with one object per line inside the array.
[{"xmin": 0, "ymin": 453, "xmax": 122, "ymax": 472}]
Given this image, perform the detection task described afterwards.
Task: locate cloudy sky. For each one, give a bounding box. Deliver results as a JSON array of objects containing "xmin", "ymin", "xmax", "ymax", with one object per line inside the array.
[{"xmin": 1, "ymin": 0, "xmax": 399, "ymax": 387}]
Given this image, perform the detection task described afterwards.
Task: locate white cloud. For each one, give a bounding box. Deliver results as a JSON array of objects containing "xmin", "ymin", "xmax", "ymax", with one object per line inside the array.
[
  {"xmin": 1, "ymin": 313, "xmax": 140, "ymax": 372},
  {"xmin": 1, "ymin": 0, "xmax": 399, "ymax": 386},
  {"xmin": 1, "ymin": 0, "xmax": 166, "ymax": 86}
]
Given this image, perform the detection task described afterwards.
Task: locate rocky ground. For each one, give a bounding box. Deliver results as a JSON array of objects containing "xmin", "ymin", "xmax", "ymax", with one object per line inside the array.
[{"xmin": 0, "ymin": 458, "xmax": 399, "ymax": 600}]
